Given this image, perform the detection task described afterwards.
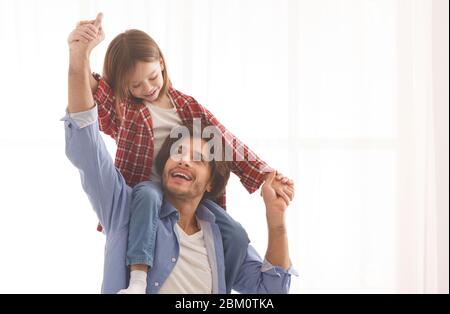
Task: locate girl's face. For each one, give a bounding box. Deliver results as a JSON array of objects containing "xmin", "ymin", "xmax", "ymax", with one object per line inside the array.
[{"xmin": 128, "ymin": 60, "xmax": 164, "ymax": 102}]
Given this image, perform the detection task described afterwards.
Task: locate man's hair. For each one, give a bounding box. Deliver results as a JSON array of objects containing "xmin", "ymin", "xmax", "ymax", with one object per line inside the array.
[{"xmin": 155, "ymin": 125, "xmax": 231, "ymax": 201}]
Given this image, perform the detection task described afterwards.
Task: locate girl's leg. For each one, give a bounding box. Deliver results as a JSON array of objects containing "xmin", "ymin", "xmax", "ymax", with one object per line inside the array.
[
  {"xmin": 119, "ymin": 181, "xmax": 163, "ymax": 294},
  {"xmin": 202, "ymin": 199, "xmax": 249, "ymax": 293}
]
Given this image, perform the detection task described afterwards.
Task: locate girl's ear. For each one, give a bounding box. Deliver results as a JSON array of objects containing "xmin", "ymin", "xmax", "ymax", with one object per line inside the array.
[{"xmin": 160, "ymin": 58, "xmax": 165, "ymax": 71}]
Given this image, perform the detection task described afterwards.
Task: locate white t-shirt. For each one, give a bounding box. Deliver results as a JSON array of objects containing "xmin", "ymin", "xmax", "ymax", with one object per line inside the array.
[
  {"xmin": 158, "ymin": 223, "xmax": 213, "ymax": 294},
  {"xmin": 145, "ymin": 101, "xmax": 183, "ymax": 182}
]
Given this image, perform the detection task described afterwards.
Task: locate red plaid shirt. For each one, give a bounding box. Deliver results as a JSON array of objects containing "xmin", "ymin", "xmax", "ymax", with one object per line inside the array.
[{"xmin": 93, "ymin": 74, "xmax": 273, "ymax": 231}]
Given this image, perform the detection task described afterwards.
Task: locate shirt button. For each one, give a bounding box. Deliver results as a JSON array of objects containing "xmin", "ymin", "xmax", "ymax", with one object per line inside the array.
[
  {"xmin": 171, "ymin": 258, "xmax": 176, "ymax": 262},
  {"xmin": 154, "ymin": 282, "xmax": 159, "ymax": 287}
]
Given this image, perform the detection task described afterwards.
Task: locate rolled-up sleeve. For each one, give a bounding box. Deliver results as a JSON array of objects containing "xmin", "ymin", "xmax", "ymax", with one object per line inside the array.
[
  {"xmin": 68, "ymin": 105, "xmax": 98, "ymax": 128},
  {"xmin": 232, "ymin": 245, "xmax": 298, "ymax": 294},
  {"xmin": 62, "ymin": 106, "xmax": 131, "ymax": 235}
]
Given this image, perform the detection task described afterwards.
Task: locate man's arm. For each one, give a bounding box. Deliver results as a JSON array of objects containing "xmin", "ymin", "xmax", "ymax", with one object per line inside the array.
[
  {"xmin": 68, "ymin": 13, "xmax": 103, "ymax": 113},
  {"xmin": 70, "ymin": 16, "xmax": 121, "ymax": 140},
  {"xmin": 68, "ymin": 54, "xmax": 94, "ymax": 113},
  {"xmin": 65, "ymin": 13, "xmax": 131, "ymax": 234},
  {"xmin": 263, "ymin": 171, "xmax": 293, "ymax": 269},
  {"xmin": 232, "ymin": 172, "xmax": 296, "ymax": 293}
]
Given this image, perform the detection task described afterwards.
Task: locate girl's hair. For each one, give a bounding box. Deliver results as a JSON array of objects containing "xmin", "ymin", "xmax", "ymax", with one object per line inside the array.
[{"xmin": 103, "ymin": 29, "xmax": 171, "ymax": 105}]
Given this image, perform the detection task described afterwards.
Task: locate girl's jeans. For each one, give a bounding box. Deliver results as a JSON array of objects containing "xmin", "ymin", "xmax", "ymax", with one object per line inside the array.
[{"xmin": 126, "ymin": 181, "xmax": 249, "ymax": 293}]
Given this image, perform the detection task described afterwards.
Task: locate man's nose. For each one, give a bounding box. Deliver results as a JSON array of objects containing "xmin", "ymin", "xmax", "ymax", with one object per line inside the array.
[
  {"xmin": 178, "ymin": 160, "xmax": 192, "ymax": 168},
  {"xmin": 178, "ymin": 153, "xmax": 192, "ymax": 167}
]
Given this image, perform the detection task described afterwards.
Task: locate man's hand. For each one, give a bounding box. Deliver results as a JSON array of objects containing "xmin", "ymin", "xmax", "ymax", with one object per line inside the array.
[
  {"xmin": 68, "ymin": 14, "xmax": 104, "ymax": 113},
  {"xmin": 262, "ymin": 171, "xmax": 294, "ymax": 230},
  {"xmin": 262, "ymin": 171, "xmax": 293, "ymax": 270},
  {"xmin": 264, "ymin": 171, "xmax": 294, "ymax": 206},
  {"xmin": 67, "ymin": 13, "xmax": 104, "ymax": 57}
]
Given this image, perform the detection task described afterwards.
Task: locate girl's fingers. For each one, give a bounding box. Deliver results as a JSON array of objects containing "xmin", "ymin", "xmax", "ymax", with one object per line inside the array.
[
  {"xmin": 77, "ymin": 25, "xmax": 97, "ymax": 39},
  {"xmin": 74, "ymin": 31, "xmax": 93, "ymax": 42},
  {"xmin": 79, "ymin": 29, "xmax": 96, "ymax": 41},
  {"xmin": 79, "ymin": 32, "xmax": 94, "ymax": 42},
  {"xmin": 276, "ymin": 174, "xmax": 291, "ymax": 184},
  {"xmin": 84, "ymin": 24, "xmax": 99, "ymax": 35}
]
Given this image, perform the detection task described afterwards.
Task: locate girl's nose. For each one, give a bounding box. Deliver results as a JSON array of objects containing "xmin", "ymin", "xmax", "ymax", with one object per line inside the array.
[{"xmin": 142, "ymin": 80, "xmax": 152, "ymax": 93}]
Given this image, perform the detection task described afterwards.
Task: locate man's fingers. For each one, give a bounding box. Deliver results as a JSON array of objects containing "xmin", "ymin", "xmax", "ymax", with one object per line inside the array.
[
  {"xmin": 265, "ymin": 171, "xmax": 276, "ymax": 185},
  {"xmin": 76, "ymin": 20, "xmax": 92, "ymax": 26},
  {"xmin": 285, "ymin": 186, "xmax": 295, "ymax": 194},
  {"xmin": 284, "ymin": 187, "xmax": 294, "ymax": 201},
  {"xmin": 71, "ymin": 37, "xmax": 88, "ymax": 44},
  {"xmin": 278, "ymin": 190, "xmax": 290, "ymax": 205}
]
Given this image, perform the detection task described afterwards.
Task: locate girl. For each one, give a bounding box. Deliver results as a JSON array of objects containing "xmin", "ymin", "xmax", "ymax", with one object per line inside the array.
[{"xmin": 69, "ymin": 13, "xmax": 294, "ymax": 294}]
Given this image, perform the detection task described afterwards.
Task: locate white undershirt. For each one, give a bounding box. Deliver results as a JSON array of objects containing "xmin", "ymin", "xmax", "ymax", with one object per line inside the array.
[
  {"xmin": 158, "ymin": 223, "xmax": 213, "ymax": 294},
  {"xmin": 145, "ymin": 101, "xmax": 183, "ymax": 182}
]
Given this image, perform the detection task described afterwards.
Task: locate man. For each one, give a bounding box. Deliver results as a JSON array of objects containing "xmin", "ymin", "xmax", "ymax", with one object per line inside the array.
[{"xmin": 64, "ymin": 15, "xmax": 296, "ymax": 294}]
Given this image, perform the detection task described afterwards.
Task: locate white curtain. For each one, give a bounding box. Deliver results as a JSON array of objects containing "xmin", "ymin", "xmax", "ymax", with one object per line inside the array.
[{"xmin": 0, "ymin": 0, "xmax": 447, "ymax": 293}]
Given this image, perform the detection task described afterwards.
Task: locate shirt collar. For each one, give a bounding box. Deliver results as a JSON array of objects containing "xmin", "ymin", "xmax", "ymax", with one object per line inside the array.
[{"xmin": 159, "ymin": 199, "xmax": 216, "ymax": 223}]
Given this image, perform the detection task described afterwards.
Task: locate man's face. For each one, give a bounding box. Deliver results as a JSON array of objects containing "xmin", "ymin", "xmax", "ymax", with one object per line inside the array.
[{"xmin": 162, "ymin": 138, "xmax": 213, "ymax": 201}]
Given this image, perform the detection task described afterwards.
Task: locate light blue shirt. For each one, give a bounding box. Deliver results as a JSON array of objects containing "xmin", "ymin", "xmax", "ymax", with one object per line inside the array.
[{"xmin": 62, "ymin": 106, "xmax": 296, "ymax": 294}]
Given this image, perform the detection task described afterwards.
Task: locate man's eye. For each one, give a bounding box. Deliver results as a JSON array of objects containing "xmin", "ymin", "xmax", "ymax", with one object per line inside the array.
[{"xmin": 193, "ymin": 152, "xmax": 205, "ymax": 162}]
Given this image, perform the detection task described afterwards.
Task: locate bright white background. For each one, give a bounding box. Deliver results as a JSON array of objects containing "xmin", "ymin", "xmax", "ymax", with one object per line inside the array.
[{"xmin": 0, "ymin": 0, "xmax": 448, "ymax": 294}]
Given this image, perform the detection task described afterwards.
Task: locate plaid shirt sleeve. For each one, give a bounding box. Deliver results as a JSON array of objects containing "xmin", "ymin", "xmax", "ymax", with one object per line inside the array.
[
  {"xmin": 92, "ymin": 73, "xmax": 121, "ymax": 140},
  {"xmin": 200, "ymin": 105, "xmax": 274, "ymax": 194}
]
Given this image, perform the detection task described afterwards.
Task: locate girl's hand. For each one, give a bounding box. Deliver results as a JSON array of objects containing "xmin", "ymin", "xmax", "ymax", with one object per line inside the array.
[
  {"xmin": 275, "ymin": 172, "xmax": 294, "ymax": 186},
  {"xmin": 67, "ymin": 13, "xmax": 104, "ymax": 56}
]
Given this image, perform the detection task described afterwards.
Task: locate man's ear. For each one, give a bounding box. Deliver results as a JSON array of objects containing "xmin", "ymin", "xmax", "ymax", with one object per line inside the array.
[{"xmin": 205, "ymin": 181, "xmax": 213, "ymax": 193}]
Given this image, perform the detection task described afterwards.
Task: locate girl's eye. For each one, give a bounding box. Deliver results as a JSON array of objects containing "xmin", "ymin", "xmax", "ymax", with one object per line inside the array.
[
  {"xmin": 132, "ymin": 84, "xmax": 140, "ymax": 89},
  {"xmin": 149, "ymin": 76, "xmax": 157, "ymax": 81}
]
